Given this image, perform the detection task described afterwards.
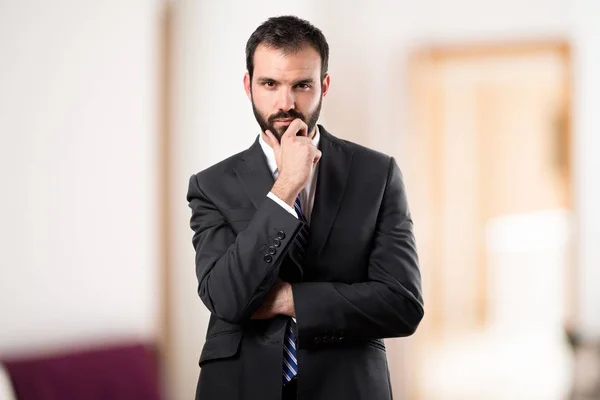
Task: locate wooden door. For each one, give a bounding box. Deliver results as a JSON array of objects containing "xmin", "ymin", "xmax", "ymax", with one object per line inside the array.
[{"xmin": 405, "ymin": 42, "xmax": 572, "ymax": 399}]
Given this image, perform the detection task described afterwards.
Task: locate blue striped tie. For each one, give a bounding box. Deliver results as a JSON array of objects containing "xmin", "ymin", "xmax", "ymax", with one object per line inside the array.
[
  {"xmin": 283, "ymin": 320, "xmax": 297, "ymax": 383},
  {"xmin": 294, "ymin": 195, "xmax": 307, "ymax": 223},
  {"xmin": 283, "ymin": 195, "xmax": 306, "ymax": 384}
]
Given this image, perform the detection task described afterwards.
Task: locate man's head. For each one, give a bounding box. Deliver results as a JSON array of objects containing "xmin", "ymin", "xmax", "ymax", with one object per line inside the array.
[{"xmin": 244, "ymin": 16, "xmax": 330, "ymax": 141}]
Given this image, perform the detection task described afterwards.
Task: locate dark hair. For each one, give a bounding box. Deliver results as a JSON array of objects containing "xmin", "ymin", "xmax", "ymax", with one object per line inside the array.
[{"xmin": 245, "ymin": 15, "xmax": 329, "ymax": 81}]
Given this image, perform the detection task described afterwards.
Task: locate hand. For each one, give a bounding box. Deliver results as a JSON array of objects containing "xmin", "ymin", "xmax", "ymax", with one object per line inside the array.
[
  {"xmin": 251, "ymin": 279, "xmax": 296, "ymax": 320},
  {"xmin": 264, "ymin": 119, "xmax": 321, "ymax": 207}
]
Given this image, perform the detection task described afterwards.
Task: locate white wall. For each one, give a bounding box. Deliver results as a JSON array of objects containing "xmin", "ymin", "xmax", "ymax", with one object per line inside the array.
[
  {"xmin": 0, "ymin": 0, "xmax": 160, "ymax": 356},
  {"xmin": 572, "ymin": 0, "xmax": 600, "ymax": 339}
]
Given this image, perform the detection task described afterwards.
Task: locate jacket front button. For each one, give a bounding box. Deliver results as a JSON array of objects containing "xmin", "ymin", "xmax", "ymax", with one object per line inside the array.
[
  {"xmin": 264, "ymin": 255, "xmax": 273, "ymax": 263},
  {"xmin": 277, "ymin": 231, "xmax": 285, "ymax": 240},
  {"xmin": 268, "ymin": 246, "xmax": 276, "ymax": 255}
]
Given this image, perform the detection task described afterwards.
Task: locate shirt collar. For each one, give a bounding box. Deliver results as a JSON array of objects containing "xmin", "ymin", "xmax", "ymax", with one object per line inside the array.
[{"xmin": 258, "ymin": 125, "xmax": 321, "ymax": 176}]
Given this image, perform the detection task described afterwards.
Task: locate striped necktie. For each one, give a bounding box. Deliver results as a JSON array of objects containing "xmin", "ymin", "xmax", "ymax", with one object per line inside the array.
[
  {"xmin": 283, "ymin": 195, "xmax": 307, "ymax": 384},
  {"xmin": 289, "ymin": 196, "xmax": 309, "ymax": 263},
  {"xmin": 294, "ymin": 195, "xmax": 306, "ymax": 221}
]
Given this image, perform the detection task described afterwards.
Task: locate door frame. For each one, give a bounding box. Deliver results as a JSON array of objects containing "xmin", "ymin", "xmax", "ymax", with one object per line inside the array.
[{"xmin": 406, "ymin": 39, "xmax": 574, "ymax": 398}]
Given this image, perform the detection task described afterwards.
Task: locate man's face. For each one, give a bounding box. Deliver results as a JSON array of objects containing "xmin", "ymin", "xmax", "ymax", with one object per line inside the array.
[{"xmin": 244, "ymin": 44, "xmax": 330, "ymax": 141}]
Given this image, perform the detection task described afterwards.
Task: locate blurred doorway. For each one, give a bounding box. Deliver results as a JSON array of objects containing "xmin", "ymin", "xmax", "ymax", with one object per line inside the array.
[{"xmin": 406, "ymin": 42, "xmax": 573, "ymax": 399}]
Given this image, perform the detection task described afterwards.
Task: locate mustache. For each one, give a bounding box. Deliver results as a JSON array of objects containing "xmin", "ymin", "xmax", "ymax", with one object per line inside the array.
[{"xmin": 268, "ymin": 110, "xmax": 305, "ymax": 124}]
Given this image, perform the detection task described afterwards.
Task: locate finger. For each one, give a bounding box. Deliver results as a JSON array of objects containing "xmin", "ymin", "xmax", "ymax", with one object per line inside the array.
[
  {"xmin": 293, "ymin": 119, "xmax": 309, "ymax": 137},
  {"xmin": 251, "ymin": 313, "xmax": 264, "ymax": 320},
  {"xmin": 282, "ymin": 118, "xmax": 308, "ymax": 140},
  {"xmin": 264, "ymin": 130, "xmax": 280, "ymax": 150},
  {"xmin": 251, "ymin": 310, "xmax": 273, "ymax": 320},
  {"xmin": 251, "ymin": 306, "xmax": 267, "ymax": 320},
  {"xmin": 312, "ymin": 149, "xmax": 322, "ymax": 164},
  {"xmin": 294, "ymin": 136, "xmax": 314, "ymax": 146}
]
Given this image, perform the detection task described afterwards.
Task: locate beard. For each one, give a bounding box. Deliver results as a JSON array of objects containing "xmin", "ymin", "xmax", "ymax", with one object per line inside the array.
[{"xmin": 251, "ymin": 95, "xmax": 322, "ymax": 142}]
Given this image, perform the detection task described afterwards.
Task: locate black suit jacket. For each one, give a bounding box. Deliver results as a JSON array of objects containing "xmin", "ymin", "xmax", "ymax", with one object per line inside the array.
[{"xmin": 187, "ymin": 125, "xmax": 424, "ymax": 400}]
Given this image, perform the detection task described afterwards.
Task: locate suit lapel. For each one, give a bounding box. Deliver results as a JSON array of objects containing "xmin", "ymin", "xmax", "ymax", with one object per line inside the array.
[
  {"xmin": 234, "ymin": 128, "xmax": 354, "ymax": 260},
  {"xmin": 307, "ymin": 125, "xmax": 354, "ymax": 257},
  {"xmin": 234, "ymin": 137, "xmax": 274, "ymax": 210}
]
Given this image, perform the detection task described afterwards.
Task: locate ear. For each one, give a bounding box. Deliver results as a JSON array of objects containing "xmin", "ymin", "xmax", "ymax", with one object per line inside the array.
[
  {"xmin": 321, "ymin": 73, "xmax": 331, "ymax": 98},
  {"xmin": 243, "ymin": 72, "xmax": 252, "ymax": 101}
]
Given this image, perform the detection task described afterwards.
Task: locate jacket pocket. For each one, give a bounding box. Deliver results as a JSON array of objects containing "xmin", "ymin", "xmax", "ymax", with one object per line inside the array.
[
  {"xmin": 199, "ymin": 330, "xmax": 243, "ymax": 366},
  {"xmin": 366, "ymin": 338, "xmax": 387, "ymax": 352}
]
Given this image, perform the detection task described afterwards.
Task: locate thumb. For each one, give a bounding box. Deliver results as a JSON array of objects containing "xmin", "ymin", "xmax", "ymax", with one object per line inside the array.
[{"xmin": 313, "ymin": 149, "xmax": 322, "ymax": 166}]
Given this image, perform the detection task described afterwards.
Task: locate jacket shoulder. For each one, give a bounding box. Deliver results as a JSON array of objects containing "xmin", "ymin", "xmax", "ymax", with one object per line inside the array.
[
  {"xmin": 191, "ymin": 148, "xmax": 247, "ymax": 187},
  {"xmin": 336, "ymin": 137, "xmax": 394, "ymax": 173}
]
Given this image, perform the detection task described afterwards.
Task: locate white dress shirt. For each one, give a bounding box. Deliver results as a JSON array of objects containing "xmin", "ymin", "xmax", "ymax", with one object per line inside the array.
[{"xmin": 260, "ymin": 127, "xmax": 320, "ymax": 225}]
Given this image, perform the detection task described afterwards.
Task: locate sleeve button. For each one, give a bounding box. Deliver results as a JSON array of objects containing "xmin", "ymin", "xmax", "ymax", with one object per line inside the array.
[
  {"xmin": 273, "ymin": 238, "xmax": 281, "ymax": 247},
  {"xmin": 277, "ymin": 231, "xmax": 285, "ymax": 240},
  {"xmin": 314, "ymin": 337, "xmax": 321, "ymax": 344},
  {"xmin": 264, "ymin": 255, "xmax": 273, "ymax": 263},
  {"xmin": 268, "ymin": 246, "xmax": 276, "ymax": 255}
]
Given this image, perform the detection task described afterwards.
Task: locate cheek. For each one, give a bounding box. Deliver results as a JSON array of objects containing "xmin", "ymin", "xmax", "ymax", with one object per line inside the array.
[
  {"xmin": 253, "ymin": 89, "xmax": 276, "ymax": 110},
  {"xmin": 299, "ymin": 93, "xmax": 321, "ymax": 113}
]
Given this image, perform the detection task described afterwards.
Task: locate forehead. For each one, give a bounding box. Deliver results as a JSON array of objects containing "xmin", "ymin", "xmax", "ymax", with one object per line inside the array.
[{"xmin": 252, "ymin": 44, "xmax": 321, "ymax": 80}]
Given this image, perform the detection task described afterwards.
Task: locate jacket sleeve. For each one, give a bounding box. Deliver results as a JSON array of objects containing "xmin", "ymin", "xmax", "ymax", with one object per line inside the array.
[
  {"xmin": 291, "ymin": 158, "xmax": 424, "ymax": 347},
  {"xmin": 187, "ymin": 174, "xmax": 303, "ymax": 324}
]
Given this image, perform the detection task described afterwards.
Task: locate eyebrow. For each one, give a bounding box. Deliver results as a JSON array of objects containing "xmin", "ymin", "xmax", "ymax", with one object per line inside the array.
[
  {"xmin": 256, "ymin": 77, "xmax": 315, "ymax": 85},
  {"xmin": 294, "ymin": 78, "xmax": 315, "ymax": 85}
]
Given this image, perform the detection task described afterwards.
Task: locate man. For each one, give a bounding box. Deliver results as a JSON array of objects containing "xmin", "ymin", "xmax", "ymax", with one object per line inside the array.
[{"xmin": 187, "ymin": 15, "xmax": 423, "ymax": 400}]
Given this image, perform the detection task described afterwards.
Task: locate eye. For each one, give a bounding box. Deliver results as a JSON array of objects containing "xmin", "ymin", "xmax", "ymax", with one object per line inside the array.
[
  {"xmin": 263, "ymin": 81, "xmax": 276, "ymax": 88},
  {"xmin": 296, "ymin": 83, "xmax": 311, "ymax": 90}
]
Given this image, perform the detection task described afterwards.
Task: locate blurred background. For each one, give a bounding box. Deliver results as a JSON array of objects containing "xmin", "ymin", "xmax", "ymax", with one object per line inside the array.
[{"xmin": 1, "ymin": 0, "xmax": 599, "ymax": 399}]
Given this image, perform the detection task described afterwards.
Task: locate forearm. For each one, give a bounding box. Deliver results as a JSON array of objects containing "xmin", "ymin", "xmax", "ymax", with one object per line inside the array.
[
  {"xmin": 188, "ymin": 176, "xmax": 303, "ymax": 324},
  {"xmin": 293, "ymin": 157, "xmax": 424, "ymax": 347},
  {"xmin": 292, "ymin": 279, "xmax": 423, "ymax": 347}
]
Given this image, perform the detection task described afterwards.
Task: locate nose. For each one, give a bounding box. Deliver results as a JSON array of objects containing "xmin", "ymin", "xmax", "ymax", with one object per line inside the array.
[{"xmin": 275, "ymin": 87, "xmax": 295, "ymax": 111}]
